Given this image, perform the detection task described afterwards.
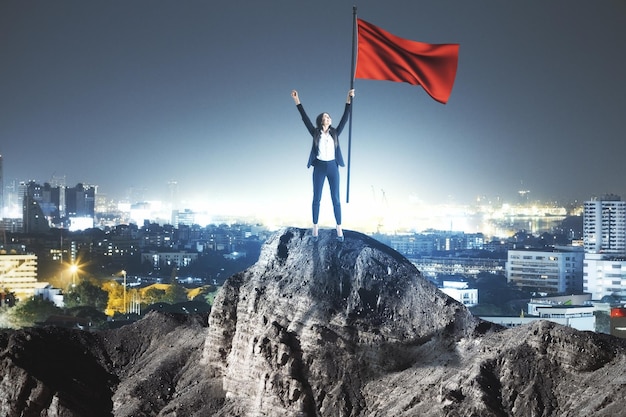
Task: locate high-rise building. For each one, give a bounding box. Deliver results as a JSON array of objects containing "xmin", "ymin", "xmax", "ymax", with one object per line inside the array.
[
  {"xmin": 583, "ymin": 195, "xmax": 626, "ymax": 255},
  {"xmin": 22, "ymin": 181, "xmax": 62, "ymax": 230},
  {"xmin": 172, "ymin": 208, "xmax": 195, "ymax": 228},
  {"xmin": 22, "ymin": 194, "xmax": 51, "ymax": 234},
  {"xmin": 4, "ymin": 180, "xmax": 19, "ymax": 218},
  {"xmin": 583, "ymin": 195, "xmax": 626, "ymax": 299},
  {"xmin": 65, "ymin": 183, "xmax": 96, "ymax": 218},
  {"xmin": 50, "ymin": 174, "xmax": 66, "ymax": 218},
  {"xmin": 19, "ymin": 181, "xmax": 97, "ymax": 231},
  {"xmin": 168, "ymin": 180, "xmax": 179, "ymax": 211},
  {"xmin": 65, "ymin": 183, "xmax": 96, "ymax": 230}
]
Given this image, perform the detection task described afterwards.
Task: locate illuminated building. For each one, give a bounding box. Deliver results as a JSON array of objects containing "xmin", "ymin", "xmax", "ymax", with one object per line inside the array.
[
  {"xmin": 582, "ymin": 195, "xmax": 626, "ymax": 299},
  {"xmin": 0, "ymin": 253, "xmax": 47, "ymax": 300},
  {"xmin": 506, "ymin": 247, "xmax": 584, "ymax": 294},
  {"xmin": 439, "ymin": 279, "xmax": 478, "ymax": 307},
  {"xmin": 583, "ymin": 254, "xmax": 626, "ymax": 300},
  {"xmin": 65, "ymin": 183, "xmax": 96, "ymax": 230},
  {"xmin": 583, "ymin": 195, "xmax": 626, "ymax": 254},
  {"xmin": 480, "ymin": 305, "xmax": 595, "ymax": 331}
]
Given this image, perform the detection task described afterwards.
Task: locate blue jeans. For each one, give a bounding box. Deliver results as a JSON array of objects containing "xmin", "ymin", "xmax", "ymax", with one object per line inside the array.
[{"xmin": 312, "ymin": 159, "xmax": 341, "ymax": 225}]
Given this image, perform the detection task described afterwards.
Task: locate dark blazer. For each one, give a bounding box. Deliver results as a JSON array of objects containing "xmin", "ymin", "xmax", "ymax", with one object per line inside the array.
[{"xmin": 296, "ymin": 103, "xmax": 351, "ymax": 168}]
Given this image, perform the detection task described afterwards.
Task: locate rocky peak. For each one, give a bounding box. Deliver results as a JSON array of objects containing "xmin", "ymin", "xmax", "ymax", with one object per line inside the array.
[
  {"xmin": 202, "ymin": 227, "xmax": 490, "ymax": 415},
  {"xmin": 1, "ymin": 227, "xmax": 626, "ymax": 417}
]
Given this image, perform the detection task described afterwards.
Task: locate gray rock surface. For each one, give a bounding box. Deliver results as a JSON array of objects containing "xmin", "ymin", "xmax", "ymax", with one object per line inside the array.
[{"xmin": 1, "ymin": 227, "xmax": 626, "ymax": 416}]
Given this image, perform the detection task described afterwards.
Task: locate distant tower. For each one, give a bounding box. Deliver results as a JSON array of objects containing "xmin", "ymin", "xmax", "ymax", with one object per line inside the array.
[
  {"xmin": 17, "ymin": 181, "xmax": 29, "ymax": 221},
  {"xmin": 21, "ymin": 181, "xmax": 62, "ymax": 226},
  {"xmin": 50, "ymin": 174, "xmax": 66, "ymax": 218},
  {"xmin": 65, "ymin": 183, "xmax": 96, "ymax": 218},
  {"xmin": 22, "ymin": 193, "xmax": 50, "ymax": 234},
  {"xmin": 583, "ymin": 194, "xmax": 626, "ymax": 255},
  {"xmin": 168, "ymin": 180, "xmax": 179, "ymax": 210}
]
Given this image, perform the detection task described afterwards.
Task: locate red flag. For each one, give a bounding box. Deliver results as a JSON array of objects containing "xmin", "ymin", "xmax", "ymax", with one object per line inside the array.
[{"xmin": 356, "ymin": 18, "xmax": 459, "ymax": 104}]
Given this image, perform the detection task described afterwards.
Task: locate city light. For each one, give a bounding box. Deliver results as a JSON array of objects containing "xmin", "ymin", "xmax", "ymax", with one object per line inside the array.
[{"xmin": 69, "ymin": 264, "xmax": 78, "ymax": 287}]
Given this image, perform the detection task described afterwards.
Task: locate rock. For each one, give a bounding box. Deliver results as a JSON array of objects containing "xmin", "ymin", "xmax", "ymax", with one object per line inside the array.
[
  {"xmin": 203, "ymin": 227, "xmax": 487, "ymax": 416},
  {"xmin": 1, "ymin": 227, "xmax": 625, "ymax": 417},
  {"xmin": 0, "ymin": 326, "xmax": 114, "ymax": 417}
]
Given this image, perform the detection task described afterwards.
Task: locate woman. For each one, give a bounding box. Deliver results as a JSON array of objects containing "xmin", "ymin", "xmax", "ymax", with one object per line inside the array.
[{"xmin": 291, "ymin": 88, "xmax": 355, "ymax": 241}]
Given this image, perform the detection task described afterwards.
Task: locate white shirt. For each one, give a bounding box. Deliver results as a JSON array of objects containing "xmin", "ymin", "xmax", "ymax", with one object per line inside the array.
[{"xmin": 317, "ymin": 130, "xmax": 335, "ymax": 161}]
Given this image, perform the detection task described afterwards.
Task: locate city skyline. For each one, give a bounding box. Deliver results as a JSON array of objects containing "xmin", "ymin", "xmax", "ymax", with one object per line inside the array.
[
  {"xmin": 1, "ymin": 176, "xmax": 580, "ymax": 237},
  {"xmin": 2, "ymin": 1, "xmax": 625, "ymax": 228}
]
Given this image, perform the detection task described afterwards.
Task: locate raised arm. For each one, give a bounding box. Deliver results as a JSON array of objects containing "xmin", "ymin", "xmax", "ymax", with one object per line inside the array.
[
  {"xmin": 346, "ymin": 88, "xmax": 355, "ymax": 104},
  {"xmin": 336, "ymin": 89, "xmax": 355, "ymax": 135},
  {"xmin": 292, "ymin": 89, "xmax": 315, "ymax": 135},
  {"xmin": 291, "ymin": 90, "xmax": 301, "ymax": 105}
]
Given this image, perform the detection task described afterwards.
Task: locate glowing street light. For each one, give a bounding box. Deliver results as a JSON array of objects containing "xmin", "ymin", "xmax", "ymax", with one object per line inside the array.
[
  {"xmin": 122, "ymin": 270, "xmax": 127, "ymax": 314},
  {"xmin": 69, "ymin": 264, "xmax": 78, "ymax": 287}
]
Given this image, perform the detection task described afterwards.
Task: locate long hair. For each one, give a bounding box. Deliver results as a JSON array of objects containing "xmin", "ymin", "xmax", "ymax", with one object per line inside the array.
[
  {"xmin": 313, "ymin": 112, "xmax": 338, "ymax": 149},
  {"xmin": 315, "ymin": 113, "xmax": 330, "ymax": 130}
]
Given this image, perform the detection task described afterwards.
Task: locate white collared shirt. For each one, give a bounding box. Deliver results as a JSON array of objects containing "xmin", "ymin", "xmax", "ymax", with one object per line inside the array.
[{"xmin": 317, "ymin": 130, "xmax": 335, "ymax": 161}]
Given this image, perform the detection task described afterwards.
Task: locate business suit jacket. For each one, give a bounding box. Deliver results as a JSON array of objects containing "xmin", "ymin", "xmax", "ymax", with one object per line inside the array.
[{"xmin": 296, "ymin": 103, "xmax": 351, "ymax": 168}]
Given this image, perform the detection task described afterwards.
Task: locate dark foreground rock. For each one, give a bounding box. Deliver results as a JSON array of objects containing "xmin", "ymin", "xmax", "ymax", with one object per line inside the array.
[{"xmin": 1, "ymin": 227, "xmax": 626, "ymax": 416}]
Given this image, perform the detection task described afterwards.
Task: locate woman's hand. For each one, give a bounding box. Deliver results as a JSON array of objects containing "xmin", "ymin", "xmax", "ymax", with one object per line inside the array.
[
  {"xmin": 291, "ymin": 90, "xmax": 300, "ymax": 105},
  {"xmin": 347, "ymin": 89, "xmax": 355, "ymax": 104}
]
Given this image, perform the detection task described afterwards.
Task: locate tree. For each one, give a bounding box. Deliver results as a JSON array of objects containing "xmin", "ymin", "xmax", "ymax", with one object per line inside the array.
[
  {"xmin": 142, "ymin": 287, "xmax": 167, "ymax": 305},
  {"xmin": 1, "ymin": 289, "xmax": 16, "ymax": 307},
  {"xmin": 65, "ymin": 280, "xmax": 109, "ymax": 310},
  {"xmin": 104, "ymin": 281, "xmax": 125, "ymax": 315},
  {"xmin": 5, "ymin": 296, "xmax": 62, "ymax": 328},
  {"xmin": 188, "ymin": 285, "xmax": 217, "ymax": 303},
  {"xmin": 164, "ymin": 282, "xmax": 189, "ymax": 304}
]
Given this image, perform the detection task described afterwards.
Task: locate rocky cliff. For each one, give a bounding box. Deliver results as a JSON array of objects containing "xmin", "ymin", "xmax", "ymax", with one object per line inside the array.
[{"xmin": 1, "ymin": 227, "xmax": 625, "ymax": 417}]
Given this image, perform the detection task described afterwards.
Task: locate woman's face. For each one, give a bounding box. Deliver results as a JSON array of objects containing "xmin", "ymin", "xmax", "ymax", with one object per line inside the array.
[{"xmin": 321, "ymin": 113, "xmax": 331, "ymax": 128}]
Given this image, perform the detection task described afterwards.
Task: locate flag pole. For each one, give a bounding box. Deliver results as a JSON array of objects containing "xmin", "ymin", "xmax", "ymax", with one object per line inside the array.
[{"xmin": 346, "ymin": 5, "xmax": 357, "ymax": 203}]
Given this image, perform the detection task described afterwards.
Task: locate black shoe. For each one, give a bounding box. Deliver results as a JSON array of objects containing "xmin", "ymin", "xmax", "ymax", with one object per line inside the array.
[{"xmin": 336, "ymin": 236, "xmax": 344, "ymax": 242}]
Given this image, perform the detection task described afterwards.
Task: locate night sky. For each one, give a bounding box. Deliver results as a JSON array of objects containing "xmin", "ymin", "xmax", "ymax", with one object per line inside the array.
[{"xmin": 2, "ymin": 1, "xmax": 625, "ymax": 227}]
